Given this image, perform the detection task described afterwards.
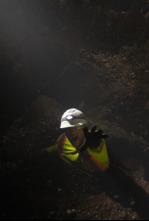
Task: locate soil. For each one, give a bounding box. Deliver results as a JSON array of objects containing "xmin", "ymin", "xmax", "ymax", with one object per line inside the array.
[
  {"xmin": 0, "ymin": 95, "xmax": 149, "ymax": 220},
  {"xmin": 0, "ymin": 1, "xmax": 149, "ymax": 220}
]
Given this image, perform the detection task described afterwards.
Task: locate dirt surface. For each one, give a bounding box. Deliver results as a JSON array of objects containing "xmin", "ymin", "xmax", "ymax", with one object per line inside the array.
[
  {"xmin": 0, "ymin": 0, "xmax": 149, "ymax": 220},
  {"xmin": 0, "ymin": 95, "xmax": 149, "ymax": 220}
]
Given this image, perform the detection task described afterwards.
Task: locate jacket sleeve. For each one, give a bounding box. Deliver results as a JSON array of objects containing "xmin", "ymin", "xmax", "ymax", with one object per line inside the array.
[{"xmin": 44, "ymin": 144, "xmax": 58, "ymax": 154}]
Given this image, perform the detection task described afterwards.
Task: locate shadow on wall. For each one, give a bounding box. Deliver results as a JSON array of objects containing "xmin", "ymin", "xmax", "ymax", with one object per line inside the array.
[
  {"xmin": 96, "ymin": 136, "xmax": 149, "ymax": 219},
  {"xmin": 107, "ymin": 137, "xmax": 149, "ymax": 182},
  {"xmin": 97, "ymin": 164, "xmax": 149, "ymax": 220}
]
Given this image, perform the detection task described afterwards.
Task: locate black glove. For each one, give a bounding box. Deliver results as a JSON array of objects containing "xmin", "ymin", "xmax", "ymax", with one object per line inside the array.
[{"xmin": 80, "ymin": 126, "xmax": 108, "ymax": 152}]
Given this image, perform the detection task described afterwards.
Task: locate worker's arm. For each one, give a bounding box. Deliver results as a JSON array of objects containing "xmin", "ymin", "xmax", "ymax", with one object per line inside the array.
[{"xmin": 45, "ymin": 144, "xmax": 58, "ymax": 153}]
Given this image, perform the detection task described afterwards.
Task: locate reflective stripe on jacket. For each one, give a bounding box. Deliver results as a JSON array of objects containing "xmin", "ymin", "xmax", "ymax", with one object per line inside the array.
[{"xmin": 57, "ymin": 134, "xmax": 110, "ymax": 173}]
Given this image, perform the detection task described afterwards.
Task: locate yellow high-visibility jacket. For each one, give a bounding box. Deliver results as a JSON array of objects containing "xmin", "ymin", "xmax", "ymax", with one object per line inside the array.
[{"xmin": 46, "ymin": 134, "xmax": 110, "ymax": 173}]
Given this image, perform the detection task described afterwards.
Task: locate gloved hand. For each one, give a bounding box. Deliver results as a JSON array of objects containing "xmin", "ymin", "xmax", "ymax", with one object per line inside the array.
[{"xmin": 81, "ymin": 126, "xmax": 109, "ymax": 151}]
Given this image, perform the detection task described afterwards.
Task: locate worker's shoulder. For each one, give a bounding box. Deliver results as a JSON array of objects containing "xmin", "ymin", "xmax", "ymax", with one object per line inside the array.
[{"xmin": 57, "ymin": 133, "xmax": 66, "ymax": 143}]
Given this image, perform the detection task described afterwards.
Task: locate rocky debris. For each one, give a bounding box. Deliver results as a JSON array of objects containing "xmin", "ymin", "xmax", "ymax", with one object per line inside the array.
[
  {"xmin": 66, "ymin": 209, "xmax": 76, "ymax": 216},
  {"xmin": 0, "ymin": 1, "xmax": 149, "ymax": 220},
  {"xmin": 1, "ymin": 96, "xmax": 64, "ymax": 163}
]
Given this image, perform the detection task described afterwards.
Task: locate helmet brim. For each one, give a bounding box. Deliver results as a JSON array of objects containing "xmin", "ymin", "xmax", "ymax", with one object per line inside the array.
[{"xmin": 60, "ymin": 119, "xmax": 88, "ymax": 129}]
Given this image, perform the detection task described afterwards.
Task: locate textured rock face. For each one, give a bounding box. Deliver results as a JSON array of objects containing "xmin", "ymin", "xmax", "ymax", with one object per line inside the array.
[
  {"xmin": 0, "ymin": 1, "xmax": 149, "ymax": 220},
  {"xmin": 0, "ymin": 0, "xmax": 149, "ymax": 140},
  {"xmin": 2, "ymin": 96, "xmax": 64, "ymax": 152}
]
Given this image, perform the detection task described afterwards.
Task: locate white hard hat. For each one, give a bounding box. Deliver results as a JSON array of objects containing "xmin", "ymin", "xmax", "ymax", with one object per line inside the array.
[{"xmin": 60, "ymin": 108, "xmax": 88, "ymax": 129}]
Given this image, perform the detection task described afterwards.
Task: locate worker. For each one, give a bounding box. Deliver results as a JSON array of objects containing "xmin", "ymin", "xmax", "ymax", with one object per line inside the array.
[{"xmin": 46, "ymin": 108, "xmax": 110, "ymax": 174}]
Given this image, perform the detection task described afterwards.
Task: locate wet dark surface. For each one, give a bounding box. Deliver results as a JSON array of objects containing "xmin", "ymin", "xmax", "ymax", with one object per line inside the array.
[{"xmin": 0, "ymin": 0, "xmax": 149, "ymax": 220}]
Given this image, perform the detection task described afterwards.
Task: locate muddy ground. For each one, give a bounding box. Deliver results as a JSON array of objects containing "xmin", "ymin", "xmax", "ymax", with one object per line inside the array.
[{"xmin": 0, "ymin": 0, "xmax": 149, "ymax": 220}]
